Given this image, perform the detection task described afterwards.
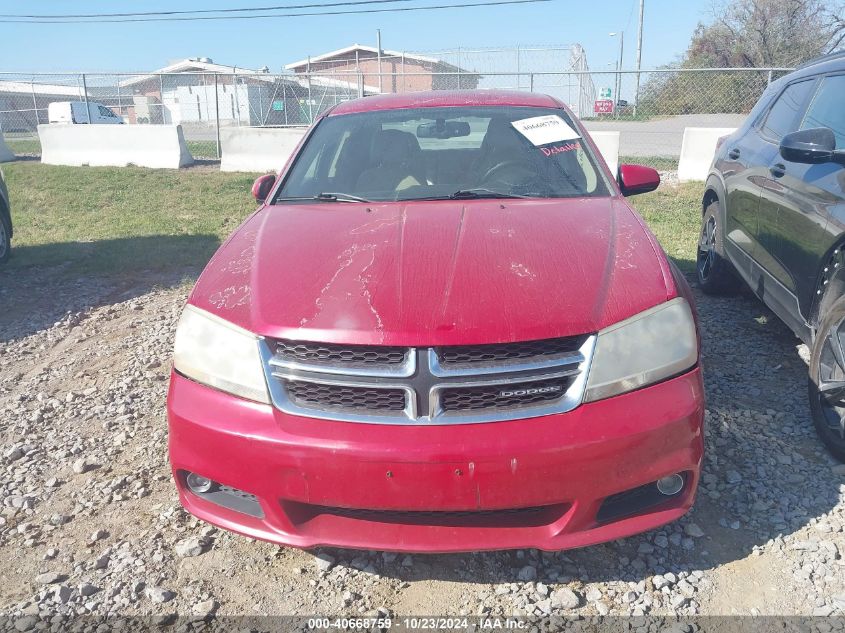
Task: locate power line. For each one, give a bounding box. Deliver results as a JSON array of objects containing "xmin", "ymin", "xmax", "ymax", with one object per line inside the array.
[
  {"xmin": 0, "ymin": 0, "xmax": 421, "ymax": 19},
  {"xmin": 0, "ymin": 0, "xmax": 552, "ymax": 24}
]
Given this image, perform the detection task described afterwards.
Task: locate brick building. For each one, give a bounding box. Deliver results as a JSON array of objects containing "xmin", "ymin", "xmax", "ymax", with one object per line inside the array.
[{"xmin": 285, "ymin": 44, "xmax": 480, "ymax": 94}]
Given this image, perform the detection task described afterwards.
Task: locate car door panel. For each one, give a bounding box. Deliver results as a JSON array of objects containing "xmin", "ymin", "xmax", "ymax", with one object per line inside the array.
[
  {"xmin": 760, "ymin": 74, "xmax": 845, "ymax": 323},
  {"xmin": 760, "ymin": 162, "xmax": 841, "ymax": 293},
  {"xmin": 723, "ymin": 79, "xmax": 816, "ymax": 275},
  {"xmin": 721, "ymin": 134, "xmax": 769, "ymax": 265},
  {"xmin": 749, "ymin": 78, "xmax": 817, "ymax": 283}
]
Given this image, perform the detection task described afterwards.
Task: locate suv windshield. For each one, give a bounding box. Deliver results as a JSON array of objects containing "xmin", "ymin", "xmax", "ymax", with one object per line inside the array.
[{"xmin": 274, "ymin": 105, "xmax": 609, "ymax": 203}]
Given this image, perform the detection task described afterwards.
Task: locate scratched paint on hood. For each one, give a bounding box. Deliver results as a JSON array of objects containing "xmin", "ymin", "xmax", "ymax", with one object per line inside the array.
[{"xmin": 189, "ymin": 196, "xmax": 676, "ymax": 346}]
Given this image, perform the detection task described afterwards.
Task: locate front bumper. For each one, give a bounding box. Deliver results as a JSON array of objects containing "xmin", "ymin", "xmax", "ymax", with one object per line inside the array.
[{"xmin": 167, "ymin": 368, "xmax": 704, "ymax": 553}]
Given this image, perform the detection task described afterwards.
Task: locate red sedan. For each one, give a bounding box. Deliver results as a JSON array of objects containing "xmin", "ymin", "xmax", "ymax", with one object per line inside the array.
[{"xmin": 168, "ymin": 90, "xmax": 704, "ymax": 552}]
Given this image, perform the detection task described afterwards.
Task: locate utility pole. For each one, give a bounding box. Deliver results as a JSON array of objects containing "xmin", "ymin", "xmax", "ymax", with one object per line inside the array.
[
  {"xmin": 634, "ymin": 0, "xmax": 644, "ymax": 116},
  {"xmin": 377, "ymin": 29, "xmax": 383, "ymax": 93},
  {"xmin": 214, "ymin": 74, "xmax": 221, "ymax": 159},
  {"xmin": 81, "ymin": 73, "xmax": 92, "ymax": 124},
  {"xmin": 617, "ymin": 31, "xmax": 624, "ymax": 112},
  {"xmin": 609, "ymin": 31, "xmax": 624, "ymax": 118}
]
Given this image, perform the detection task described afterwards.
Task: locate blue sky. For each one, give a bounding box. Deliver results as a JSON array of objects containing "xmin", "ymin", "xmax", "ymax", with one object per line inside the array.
[{"xmin": 0, "ymin": 0, "xmax": 713, "ymax": 73}]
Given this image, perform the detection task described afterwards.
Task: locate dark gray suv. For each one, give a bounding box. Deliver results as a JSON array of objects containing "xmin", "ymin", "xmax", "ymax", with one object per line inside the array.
[
  {"xmin": 0, "ymin": 167, "xmax": 11, "ymax": 265},
  {"xmin": 699, "ymin": 51, "xmax": 845, "ymax": 461}
]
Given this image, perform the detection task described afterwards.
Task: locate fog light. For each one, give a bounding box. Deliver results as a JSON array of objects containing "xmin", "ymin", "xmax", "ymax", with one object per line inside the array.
[
  {"xmin": 186, "ymin": 472, "xmax": 214, "ymax": 494},
  {"xmin": 656, "ymin": 473, "xmax": 684, "ymax": 496}
]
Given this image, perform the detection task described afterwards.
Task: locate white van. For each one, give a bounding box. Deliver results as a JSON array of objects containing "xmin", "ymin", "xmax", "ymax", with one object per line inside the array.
[{"xmin": 48, "ymin": 101, "xmax": 124, "ymax": 125}]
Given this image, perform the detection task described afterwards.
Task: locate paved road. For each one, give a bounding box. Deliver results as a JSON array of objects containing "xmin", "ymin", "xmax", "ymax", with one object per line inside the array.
[{"xmin": 583, "ymin": 113, "xmax": 747, "ymax": 158}]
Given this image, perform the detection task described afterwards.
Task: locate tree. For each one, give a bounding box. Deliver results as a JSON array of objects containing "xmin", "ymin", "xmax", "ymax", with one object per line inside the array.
[
  {"xmin": 637, "ymin": 0, "xmax": 845, "ymax": 116},
  {"xmin": 689, "ymin": 0, "xmax": 845, "ymax": 67}
]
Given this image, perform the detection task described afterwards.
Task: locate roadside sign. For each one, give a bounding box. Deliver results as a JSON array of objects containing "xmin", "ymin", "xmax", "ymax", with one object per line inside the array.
[
  {"xmin": 594, "ymin": 99, "xmax": 614, "ymax": 114},
  {"xmin": 599, "ymin": 87, "xmax": 612, "ymax": 99}
]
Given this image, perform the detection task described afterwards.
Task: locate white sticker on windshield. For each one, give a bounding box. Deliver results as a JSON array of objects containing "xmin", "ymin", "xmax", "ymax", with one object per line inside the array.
[{"xmin": 511, "ymin": 115, "xmax": 580, "ymax": 146}]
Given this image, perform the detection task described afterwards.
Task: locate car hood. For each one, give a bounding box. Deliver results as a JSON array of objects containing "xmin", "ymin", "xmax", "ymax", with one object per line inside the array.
[{"xmin": 190, "ymin": 197, "xmax": 676, "ymax": 345}]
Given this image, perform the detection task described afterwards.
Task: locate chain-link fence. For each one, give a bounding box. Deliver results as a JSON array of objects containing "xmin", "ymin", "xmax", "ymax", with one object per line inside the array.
[
  {"xmin": 0, "ymin": 59, "xmax": 792, "ymax": 166},
  {"xmin": 0, "ymin": 70, "xmax": 368, "ymax": 159}
]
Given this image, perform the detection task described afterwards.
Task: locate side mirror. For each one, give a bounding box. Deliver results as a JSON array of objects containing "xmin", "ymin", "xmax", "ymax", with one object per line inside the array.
[
  {"xmin": 251, "ymin": 174, "xmax": 276, "ymax": 202},
  {"xmin": 780, "ymin": 128, "xmax": 838, "ymax": 164},
  {"xmin": 618, "ymin": 164, "xmax": 660, "ymax": 196}
]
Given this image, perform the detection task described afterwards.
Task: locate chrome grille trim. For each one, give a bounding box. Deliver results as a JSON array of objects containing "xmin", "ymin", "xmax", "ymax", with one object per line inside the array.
[
  {"xmin": 269, "ymin": 343, "xmax": 416, "ymax": 378},
  {"xmin": 259, "ymin": 335, "xmax": 596, "ymax": 425},
  {"xmin": 437, "ymin": 375, "xmax": 575, "ymax": 412},
  {"xmin": 434, "ymin": 336, "xmax": 587, "ymax": 367},
  {"xmin": 428, "ymin": 369, "xmax": 585, "ymax": 424},
  {"xmin": 272, "ymin": 373, "xmax": 417, "ymax": 421},
  {"xmin": 282, "ymin": 378, "xmax": 408, "ymax": 413},
  {"xmin": 428, "ymin": 347, "xmax": 584, "ymax": 377}
]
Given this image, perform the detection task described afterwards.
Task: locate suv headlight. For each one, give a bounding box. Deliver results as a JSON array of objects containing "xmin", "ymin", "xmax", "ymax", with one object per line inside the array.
[
  {"xmin": 584, "ymin": 298, "xmax": 698, "ymax": 402},
  {"xmin": 173, "ymin": 304, "xmax": 270, "ymax": 404}
]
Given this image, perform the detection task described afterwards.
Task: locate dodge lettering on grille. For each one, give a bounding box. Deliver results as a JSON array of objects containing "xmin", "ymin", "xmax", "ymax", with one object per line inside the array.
[{"xmin": 499, "ymin": 385, "xmax": 564, "ymax": 398}]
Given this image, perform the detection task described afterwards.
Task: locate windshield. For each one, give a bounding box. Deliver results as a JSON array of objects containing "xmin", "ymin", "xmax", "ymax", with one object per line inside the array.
[{"xmin": 274, "ymin": 105, "xmax": 609, "ymax": 203}]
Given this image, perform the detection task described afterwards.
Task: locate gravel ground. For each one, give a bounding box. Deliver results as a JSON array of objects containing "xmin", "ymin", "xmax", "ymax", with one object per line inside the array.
[{"xmin": 2, "ymin": 240, "xmax": 845, "ymax": 624}]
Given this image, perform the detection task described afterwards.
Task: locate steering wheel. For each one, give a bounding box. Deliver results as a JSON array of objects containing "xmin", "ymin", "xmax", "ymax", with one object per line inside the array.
[{"xmin": 480, "ymin": 160, "xmax": 528, "ymax": 184}]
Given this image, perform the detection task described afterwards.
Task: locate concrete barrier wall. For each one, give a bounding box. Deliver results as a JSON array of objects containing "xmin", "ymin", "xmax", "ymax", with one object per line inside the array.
[
  {"xmin": 38, "ymin": 124, "xmax": 193, "ymax": 169},
  {"xmin": 588, "ymin": 131, "xmax": 620, "ymax": 176},
  {"xmin": 0, "ymin": 132, "xmax": 14, "ymax": 163},
  {"xmin": 677, "ymin": 127, "xmax": 737, "ymax": 182},
  {"xmin": 220, "ymin": 127, "xmax": 308, "ymax": 173}
]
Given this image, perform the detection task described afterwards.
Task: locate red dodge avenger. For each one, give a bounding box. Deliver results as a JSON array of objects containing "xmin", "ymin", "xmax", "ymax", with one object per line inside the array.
[{"xmin": 168, "ymin": 90, "xmax": 704, "ymax": 552}]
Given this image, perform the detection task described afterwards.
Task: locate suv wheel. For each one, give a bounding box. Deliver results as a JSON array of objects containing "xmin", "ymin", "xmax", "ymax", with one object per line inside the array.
[
  {"xmin": 0, "ymin": 212, "xmax": 10, "ymax": 265},
  {"xmin": 809, "ymin": 294, "xmax": 845, "ymax": 462},
  {"xmin": 697, "ymin": 200, "xmax": 741, "ymax": 294}
]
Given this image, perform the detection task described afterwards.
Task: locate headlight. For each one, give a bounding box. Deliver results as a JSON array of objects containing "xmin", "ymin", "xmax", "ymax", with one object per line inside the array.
[
  {"xmin": 584, "ymin": 298, "xmax": 697, "ymax": 402},
  {"xmin": 173, "ymin": 304, "xmax": 270, "ymax": 404}
]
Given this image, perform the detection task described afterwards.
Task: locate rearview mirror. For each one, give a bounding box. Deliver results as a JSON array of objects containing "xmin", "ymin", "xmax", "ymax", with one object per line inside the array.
[
  {"xmin": 618, "ymin": 164, "xmax": 660, "ymax": 196},
  {"xmin": 780, "ymin": 128, "xmax": 840, "ymax": 165},
  {"xmin": 417, "ymin": 120, "xmax": 471, "ymax": 139},
  {"xmin": 251, "ymin": 174, "xmax": 276, "ymax": 202}
]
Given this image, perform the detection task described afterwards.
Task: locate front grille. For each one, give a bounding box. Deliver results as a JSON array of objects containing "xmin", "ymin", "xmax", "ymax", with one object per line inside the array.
[
  {"xmin": 283, "ymin": 501, "xmax": 569, "ymax": 528},
  {"xmin": 436, "ymin": 336, "xmax": 587, "ymax": 366},
  {"xmin": 283, "ymin": 380, "xmax": 406, "ymax": 412},
  {"xmin": 264, "ymin": 335, "xmax": 595, "ymax": 424},
  {"xmin": 440, "ymin": 378, "xmax": 571, "ymax": 412},
  {"xmin": 275, "ymin": 340, "xmax": 407, "ymax": 367}
]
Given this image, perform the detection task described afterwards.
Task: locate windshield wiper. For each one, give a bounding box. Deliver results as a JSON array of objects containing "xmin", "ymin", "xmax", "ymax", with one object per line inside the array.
[
  {"xmin": 406, "ymin": 188, "xmax": 531, "ymax": 202},
  {"xmin": 274, "ymin": 192, "xmax": 372, "ymax": 204},
  {"xmin": 448, "ymin": 188, "xmax": 530, "ymax": 200},
  {"xmin": 315, "ymin": 192, "xmax": 372, "ymax": 203}
]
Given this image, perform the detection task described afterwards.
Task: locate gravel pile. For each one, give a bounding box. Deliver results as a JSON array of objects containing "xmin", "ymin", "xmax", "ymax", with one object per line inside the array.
[{"xmin": 1, "ymin": 264, "xmax": 844, "ymax": 621}]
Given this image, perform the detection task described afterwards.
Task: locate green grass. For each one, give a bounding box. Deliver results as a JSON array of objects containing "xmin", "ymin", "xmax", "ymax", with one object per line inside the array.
[
  {"xmin": 1, "ymin": 162, "xmax": 703, "ymax": 279},
  {"xmin": 6, "ymin": 139, "xmax": 41, "ymax": 155},
  {"xmin": 620, "ymin": 155, "xmax": 680, "ymax": 171},
  {"xmin": 186, "ymin": 141, "xmax": 218, "ymax": 159},
  {"xmin": 630, "ymin": 181, "xmax": 702, "ymax": 273},
  {"xmin": 581, "ymin": 113, "xmax": 656, "ymax": 123},
  {"xmin": 2, "ymin": 162, "xmax": 258, "ymax": 275}
]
